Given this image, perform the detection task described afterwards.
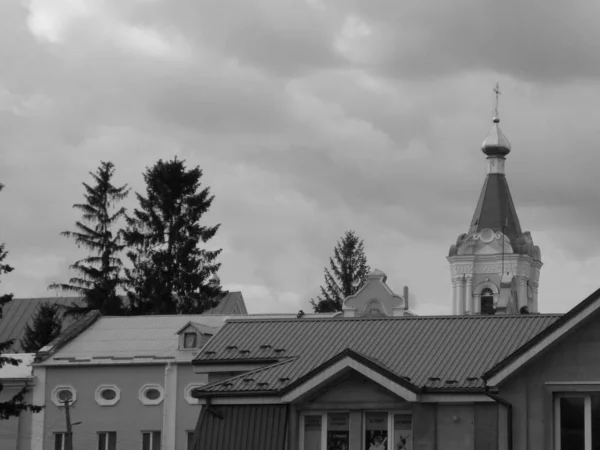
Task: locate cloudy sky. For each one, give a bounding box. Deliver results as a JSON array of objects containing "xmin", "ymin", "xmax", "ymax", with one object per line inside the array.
[{"xmin": 2, "ymin": 0, "xmax": 600, "ymax": 315}]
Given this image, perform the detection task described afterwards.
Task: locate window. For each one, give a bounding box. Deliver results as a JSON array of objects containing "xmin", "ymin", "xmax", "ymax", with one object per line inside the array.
[
  {"xmin": 481, "ymin": 288, "xmax": 495, "ymax": 315},
  {"xmin": 98, "ymin": 432, "xmax": 117, "ymax": 450},
  {"xmin": 300, "ymin": 411, "xmax": 412, "ymax": 450},
  {"xmin": 95, "ymin": 385, "xmax": 121, "ymax": 406},
  {"xmin": 51, "ymin": 386, "xmax": 77, "ymax": 407},
  {"xmin": 142, "ymin": 431, "xmax": 161, "ymax": 450},
  {"xmin": 54, "ymin": 433, "xmax": 67, "ymax": 450},
  {"xmin": 184, "ymin": 332, "xmax": 198, "ymax": 349},
  {"xmin": 187, "ymin": 431, "xmax": 195, "ymax": 450},
  {"xmin": 184, "ymin": 383, "xmax": 206, "ymax": 405},
  {"xmin": 554, "ymin": 393, "xmax": 600, "ymax": 450},
  {"xmin": 139, "ymin": 384, "xmax": 165, "ymax": 406}
]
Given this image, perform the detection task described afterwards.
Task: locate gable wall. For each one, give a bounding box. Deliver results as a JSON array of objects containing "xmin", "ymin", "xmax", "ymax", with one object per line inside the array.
[{"xmin": 499, "ymin": 312, "xmax": 600, "ymax": 450}]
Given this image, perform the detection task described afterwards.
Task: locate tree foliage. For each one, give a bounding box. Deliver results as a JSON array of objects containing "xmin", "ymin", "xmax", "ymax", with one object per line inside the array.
[
  {"xmin": 49, "ymin": 162, "xmax": 129, "ymax": 316},
  {"xmin": 20, "ymin": 303, "xmax": 63, "ymax": 353},
  {"xmin": 0, "ymin": 183, "xmax": 44, "ymax": 420},
  {"xmin": 124, "ymin": 157, "xmax": 226, "ymax": 314},
  {"xmin": 311, "ymin": 230, "xmax": 371, "ymax": 313}
]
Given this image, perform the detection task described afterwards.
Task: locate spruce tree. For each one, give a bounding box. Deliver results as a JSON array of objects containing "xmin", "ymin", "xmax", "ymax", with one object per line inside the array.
[
  {"xmin": 49, "ymin": 161, "xmax": 129, "ymax": 316},
  {"xmin": 124, "ymin": 157, "xmax": 226, "ymax": 314},
  {"xmin": 20, "ymin": 303, "xmax": 63, "ymax": 353},
  {"xmin": 0, "ymin": 184, "xmax": 44, "ymax": 419},
  {"xmin": 310, "ymin": 230, "xmax": 371, "ymax": 313}
]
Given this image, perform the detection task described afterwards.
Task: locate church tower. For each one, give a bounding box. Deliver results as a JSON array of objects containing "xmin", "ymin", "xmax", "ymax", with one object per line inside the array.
[{"xmin": 447, "ymin": 84, "xmax": 542, "ymax": 315}]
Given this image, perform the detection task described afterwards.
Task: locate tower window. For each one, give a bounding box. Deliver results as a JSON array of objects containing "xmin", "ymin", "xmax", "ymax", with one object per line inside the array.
[{"xmin": 481, "ymin": 288, "xmax": 495, "ymax": 315}]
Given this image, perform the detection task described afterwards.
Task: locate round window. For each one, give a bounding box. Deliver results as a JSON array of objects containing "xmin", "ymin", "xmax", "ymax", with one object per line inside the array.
[
  {"xmin": 57, "ymin": 390, "xmax": 73, "ymax": 402},
  {"xmin": 145, "ymin": 388, "xmax": 161, "ymax": 400},
  {"xmin": 100, "ymin": 389, "xmax": 117, "ymax": 400}
]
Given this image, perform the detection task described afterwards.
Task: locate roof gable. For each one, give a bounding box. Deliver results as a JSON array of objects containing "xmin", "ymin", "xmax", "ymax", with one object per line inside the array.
[{"xmin": 484, "ymin": 286, "xmax": 600, "ymax": 385}]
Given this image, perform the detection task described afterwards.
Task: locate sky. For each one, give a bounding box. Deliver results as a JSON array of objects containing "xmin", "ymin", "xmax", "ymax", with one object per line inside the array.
[{"xmin": 2, "ymin": 0, "xmax": 600, "ymax": 315}]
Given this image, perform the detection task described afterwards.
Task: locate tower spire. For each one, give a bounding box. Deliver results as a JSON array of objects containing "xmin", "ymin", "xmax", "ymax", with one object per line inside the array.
[{"xmin": 493, "ymin": 81, "xmax": 501, "ymax": 120}]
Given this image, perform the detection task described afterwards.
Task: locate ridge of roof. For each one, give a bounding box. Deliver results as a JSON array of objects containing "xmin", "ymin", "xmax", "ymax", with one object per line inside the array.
[{"xmin": 223, "ymin": 313, "xmax": 563, "ymax": 323}]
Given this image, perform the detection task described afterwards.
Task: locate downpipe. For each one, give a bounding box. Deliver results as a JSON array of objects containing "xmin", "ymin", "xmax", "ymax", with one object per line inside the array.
[{"xmin": 484, "ymin": 383, "xmax": 513, "ymax": 450}]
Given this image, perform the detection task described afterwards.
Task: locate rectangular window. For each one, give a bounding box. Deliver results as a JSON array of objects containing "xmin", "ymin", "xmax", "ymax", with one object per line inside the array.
[
  {"xmin": 554, "ymin": 394, "xmax": 600, "ymax": 450},
  {"xmin": 184, "ymin": 332, "xmax": 198, "ymax": 349},
  {"xmin": 300, "ymin": 411, "xmax": 411, "ymax": 450},
  {"xmin": 54, "ymin": 433, "xmax": 66, "ymax": 450},
  {"xmin": 142, "ymin": 431, "xmax": 161, "ymax": 450},
  {"xmin": 98, "ymin": 432, "xmax": 117, "ymax": 450},
  {"xmin": 187, "ymin": 431, "xmax": 195, "ymax": 450}
]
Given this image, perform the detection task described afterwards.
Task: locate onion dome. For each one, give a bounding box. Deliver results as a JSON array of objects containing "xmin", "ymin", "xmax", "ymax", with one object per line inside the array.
[
  {"xmin": 208, "ymin": 272, "xmax": 220, "ymax": 286},
  {"xmin": 482, "ymin": 116, "xmax": 511, "ymax": 157}
]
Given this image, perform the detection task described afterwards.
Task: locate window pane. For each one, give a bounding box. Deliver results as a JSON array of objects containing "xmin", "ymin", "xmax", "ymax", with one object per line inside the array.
[
  {"xmin": 327, "ymin": 413, "xmax": 349, "ymax": 450},
  {"xmin": 560, "ymin": 397, "xmax": 585, "ymax": 450},
  {"xmin": 152, "ymin": 431, "xmax": 161, "ymax": 450},
  {"xmin": 365, "ymin": 412, "xmax": 388, "ymax": 450},
  {"xmin": 303, "ymin": 415, "xmax": 322, "ymax": 450},
  {"xmin": 143, "ymin": 433, "xmax": 150, "ymax": 450},
  {"xmin": 394, "ymin": 414, "xmax": 412, "ymax": 450},
  {"xmin": 108, "ymin": 432, "xmax": 117, "ymax": 450},
  {"xmin": 187, "ymin": 431, "xmax": 195, "ymax": 450},
  {"xmin": 55, "ymin": 433, "xmax": 64, "ymax": 450},
  {"xmin": 98, "ymin": 433, "xmax": 106, "ymax": 450}
]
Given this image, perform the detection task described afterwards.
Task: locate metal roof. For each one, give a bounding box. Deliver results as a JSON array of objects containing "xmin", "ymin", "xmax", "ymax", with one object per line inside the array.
[
  {"xmin": 38, "ymin": 314, "xmax": 235, "ymax": 366},
  {"xmin": 194, "ymin": 314, "xmax": 561, "ymax": 394},
  {"xmin": 468, "ymin": 173, "xmax": 522, "ymax": 243},
  {"xmin": 0, "ymin": 297, "xmax": 77, "ymax": 352}
]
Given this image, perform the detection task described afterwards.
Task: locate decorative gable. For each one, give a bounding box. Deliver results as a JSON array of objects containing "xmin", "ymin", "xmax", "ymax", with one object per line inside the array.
[
  {"xmin": 342, "ymin": 269, "xmax": 411, "ymax": 317},
  {"xmin": 176, "ymin": 322, "xmax": 219, "ymax": 351}
]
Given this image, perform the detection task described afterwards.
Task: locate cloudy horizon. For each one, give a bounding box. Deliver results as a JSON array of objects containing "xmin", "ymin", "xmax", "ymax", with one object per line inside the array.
[{"xmin": 2, "ymin": 0, "xmax": 600, "ymax": 315}]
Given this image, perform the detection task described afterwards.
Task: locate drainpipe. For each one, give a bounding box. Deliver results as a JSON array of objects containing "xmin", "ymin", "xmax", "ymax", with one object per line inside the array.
[
  {"xmin": 484, "ymin": 384, "xmax": 513, "ymax": 450},
  {"xmin": 162, "ymin": 362, "xmax": 172, "ymax": 450}
]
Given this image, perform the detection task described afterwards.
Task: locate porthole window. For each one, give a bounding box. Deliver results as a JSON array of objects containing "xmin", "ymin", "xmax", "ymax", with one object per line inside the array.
[
  {"xmin": 139, "ymin": 384, "xmax": 165, "ymax": 406},
  {"xmin": 95, "ymin": 385, "xmax": 121, "ymax": 406},
  {"xmin": 184, "ymin": 383, "xmax": 206, "ymax": 405},
  {"xmin": 51, "ymin": 386, "xmax": 77, "ymax": 407}
]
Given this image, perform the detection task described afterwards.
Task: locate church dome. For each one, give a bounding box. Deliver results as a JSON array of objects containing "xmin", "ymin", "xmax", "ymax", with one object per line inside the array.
[{"xmin": 482, "ymin": 117, "xmax": 511, "ymax": 157}]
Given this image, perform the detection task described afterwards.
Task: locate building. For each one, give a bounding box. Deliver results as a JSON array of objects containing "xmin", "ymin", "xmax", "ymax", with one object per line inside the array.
[
  {"xmin": 447, "ymin": 95, "xmax": 542, "ymax": 315},
  {"xmin": 0, "ymin": 353, "xmax": 36, "ymax": 450}
]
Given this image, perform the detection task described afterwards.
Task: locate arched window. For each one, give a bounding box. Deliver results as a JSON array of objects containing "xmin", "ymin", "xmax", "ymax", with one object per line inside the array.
[{"xmin": 481, "ymin": 288, "xmax": 495, "ymax": 315}]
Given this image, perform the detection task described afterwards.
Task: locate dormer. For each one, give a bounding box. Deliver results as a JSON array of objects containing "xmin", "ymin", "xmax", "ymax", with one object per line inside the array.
[
  {"xmin": 342, "ymin": 269, "xmax": 413, "ymax": 317},
  {"xmin": 176, "ymin": 322, "xmax": 219, "ymax": 351}
]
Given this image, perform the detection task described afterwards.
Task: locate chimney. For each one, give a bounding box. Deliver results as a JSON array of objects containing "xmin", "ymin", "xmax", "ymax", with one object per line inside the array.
[{"xmin": 403, "ymin": 286, "xmax": 409, "ymax": 310}]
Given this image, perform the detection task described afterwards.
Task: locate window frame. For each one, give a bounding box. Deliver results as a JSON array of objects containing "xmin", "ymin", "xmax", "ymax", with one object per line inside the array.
[
  {"xmin": 141, "ymin": 430, "xmax": 162, "ymax": 450},
  {"xmin": 95, "ymin": 385, "xmax": 121, "ymax": 406},
  {"xmin": 51, "ymin": 386, "xmax": 77, "ymax": 407},
  {"xmin": 554, "ymin": 393, "xmax": 593, "ymax": 450},
  {"xmin": 54, "ymin": 432, "xmax": 67, "ymax": 450},
  {"xmin": 298, "ymin": 410, "xmax": 413, "ymax": 450},
  {"xmin": 183, "ymin": 332, "xmax": 198, "ymax": 349},
  {"xmin": 139, "ymin": 384, "xmax": 165, "ymax": 406},
  {"xmin": 184, "ymin": 383, "xmax": 206, "ymax": 405},
  {"xmin": 97, "ymin": 431, "xmax": 117, "ymax": 450},
  {"xmin": 186, "ymin": 430, "xmax": 195, "ymax": 450}
]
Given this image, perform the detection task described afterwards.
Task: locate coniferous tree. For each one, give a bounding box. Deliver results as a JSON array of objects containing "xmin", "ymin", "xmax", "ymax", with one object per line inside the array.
[
  {"xmin": 124, "ymin": 157, "xmax": 226, "ymax": 314},
  {"xmin": 310, "ymin": 230, "xmax": 371, "ymax": 313},
  {"xmin": 49, "ymin": 162, "xmax": 129, "ymax": 316},
  {"xmin": 20, "ymin": 303, "xmax": 63, "ymax": 353},
  {"xmin": 0, "ymin": 184, "xmax": 44, "ymax": 419}
]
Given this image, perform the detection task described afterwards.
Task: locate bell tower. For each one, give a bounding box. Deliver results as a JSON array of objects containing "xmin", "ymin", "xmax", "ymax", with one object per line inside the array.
[{"xmin": 447, "ymin": 84, "xmax": 542, "ymax": 315}]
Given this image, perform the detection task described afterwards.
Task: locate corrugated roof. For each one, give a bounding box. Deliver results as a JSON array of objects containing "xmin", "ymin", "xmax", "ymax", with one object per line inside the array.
[
  {"xmin": 0, "ymin": 291, "xmax": 245, "ymax": 353},
  {"xmin": 192, "ymin": 404, "xmax": 288, "ymax": 450},
  {"xmin": 469, "ymin": 173, "xmax": 522, "ymax": 242},
  {"xmin": 0, "ymin": 297, "xmax": 77, "ymax": 352},
  {"xmin": 38, "ymin": 315, "xmax": 235, "ymax": 365},
  {"xmin": 194, "ymin": 314, "xmax": 561, "ymax": 394}
]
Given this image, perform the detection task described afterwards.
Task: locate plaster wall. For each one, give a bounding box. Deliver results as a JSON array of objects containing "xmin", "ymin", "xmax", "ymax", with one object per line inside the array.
[
  {"xmin": 0, "ymin": 384, "xmax": 34, "ymax": 450},
  {"xmin": 43, "ymin": 364, "xmax": 165, "ymax": 450},
  {"xmin": 175, "ymin": 364, "xmax": 206, "ymax": 450},
  {"xmin": 500, "ymin": 313, "xmax": 600, "ymax": 450}
]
